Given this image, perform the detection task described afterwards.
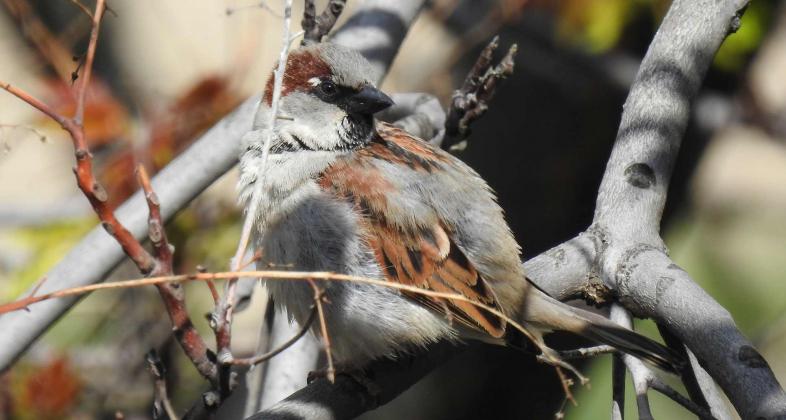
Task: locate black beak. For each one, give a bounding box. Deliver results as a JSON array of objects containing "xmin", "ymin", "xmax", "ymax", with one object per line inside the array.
[{"xmin": 346, "ymin": 85, "xmax": 394, "ymax": 115}]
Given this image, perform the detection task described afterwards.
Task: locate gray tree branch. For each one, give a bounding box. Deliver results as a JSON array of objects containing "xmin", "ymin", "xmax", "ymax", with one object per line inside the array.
[
  {"xmin": 579, "ymin": 0, "xmax": 786, "ymax": 418},
  {"xmin": 248, "ymin": 342, "xmax": 462, "ymax": 420}
]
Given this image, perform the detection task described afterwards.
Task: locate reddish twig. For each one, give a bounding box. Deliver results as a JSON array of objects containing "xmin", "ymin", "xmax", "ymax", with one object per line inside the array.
[
  {"xmin": 206, "ymin": 281, "xmax": 220, "ymax": 304},
  {"xmin": 136, "ymin": 165, "xmax": 172, "ymax": 273},
  {"xmin": 137, "ymin": 164, "xmax": 218, "ymax": 385},
  {"xmin": 73, "ymin": 0, "xmax": 105, "ymax": 123},
  {"xmin": 68, "ymin": 0, "xmax": 94, "ymax": 19}
]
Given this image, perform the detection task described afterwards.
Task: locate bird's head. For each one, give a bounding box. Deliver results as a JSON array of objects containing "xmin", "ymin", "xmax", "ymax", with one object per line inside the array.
[{"xmin": 252, "ymin": 42, "xmax": 394, "ymax": 152}]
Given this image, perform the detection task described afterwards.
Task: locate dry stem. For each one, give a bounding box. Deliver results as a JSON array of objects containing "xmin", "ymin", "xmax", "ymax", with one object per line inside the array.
[
  {"xmin": 232, "ymin": 306, "xmax": 317, "ymax": 367},
  {"xmin": 146, "ymin": 350, "xmax": 179, "ymax": 420},
  {"xmin": 0, "ymin": 268, "xmax": 582, "ymax": 392}
]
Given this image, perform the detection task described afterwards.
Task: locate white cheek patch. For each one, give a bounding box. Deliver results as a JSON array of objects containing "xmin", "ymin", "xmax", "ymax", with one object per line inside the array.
[{"xmin": 308, "ymin": 77, "xmax": 321, "ymax": 87}]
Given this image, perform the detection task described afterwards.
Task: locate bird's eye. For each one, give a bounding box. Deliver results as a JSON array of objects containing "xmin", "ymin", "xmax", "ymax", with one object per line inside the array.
[{"xmin": 317, "ymin": 80, "xmax": 338, "ymax": 99}]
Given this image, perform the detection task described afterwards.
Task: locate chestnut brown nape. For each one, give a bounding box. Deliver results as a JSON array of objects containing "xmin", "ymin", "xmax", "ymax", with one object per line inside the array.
[{"xmin": 262, "ymin": 49, "xmax": 332, "ymax": 106}]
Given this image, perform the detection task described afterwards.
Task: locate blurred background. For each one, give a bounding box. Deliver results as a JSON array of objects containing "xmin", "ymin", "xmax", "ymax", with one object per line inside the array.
[{"xmin": 0, "ymin": 0, "xmax": 784, "ymax": 419}]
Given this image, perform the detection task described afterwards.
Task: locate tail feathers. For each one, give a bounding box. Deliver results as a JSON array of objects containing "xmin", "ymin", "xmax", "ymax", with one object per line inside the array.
[
  {"xmin": 523, "ymin": 288, "xmax": 683, "ymax": 372},
  {"xmin": 579, "ymin": 320, "xmax": 682, "ymax": 372}
]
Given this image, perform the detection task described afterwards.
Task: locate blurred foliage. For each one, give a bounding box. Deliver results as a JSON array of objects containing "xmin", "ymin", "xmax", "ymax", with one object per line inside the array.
[
  {"xmin": 554, "ymin": 0, "xmax": 770, "ymax": 73},
  {"xmin": 715, "ymin": 0, "xmax": 773, "ymax": 71},
  {"xmin": 45, "ymin": 79, "xmax": 130, "ymax": 149},
  {"xmin": 554, "ymin": 0, "xmax": 668, "ymax": 52},
  {"xmin": 101, "ymin": 76, "xmax": 242, "ymax": 208},
  {"xmin": 9, "ymin": 356, "xmax": 82, "ymax": 420},
  {"xmin": 0, "ymin": 218, "xmax": 94, "ymax": 301}
]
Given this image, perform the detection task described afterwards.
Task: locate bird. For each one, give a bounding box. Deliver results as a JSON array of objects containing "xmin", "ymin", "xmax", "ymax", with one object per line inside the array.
[{"xmin": 237, "ymin": 41, "xmax": 680, "ymax": 372}]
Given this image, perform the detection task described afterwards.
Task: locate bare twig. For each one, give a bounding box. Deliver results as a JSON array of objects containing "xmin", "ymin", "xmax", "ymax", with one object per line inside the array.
[
  {"xmin": 441, "ymin": 36, "xmax": 517, "ymax": 151},
  {"xmin": 146, "ymin": 350, "xmax": 179, "ymax": 420},
  {"xmin": 73, "ymin": 0, "xmax": 104, "ymax": 123},
  {"xmin": 611, "ymin": 353, "xmax": 625, "ymax": 420},
  {"xmin": 610, "ymin": 305, "xmax": 716, "ymax": 420},
  {"xmin": 516, "ymin": 1, "xmax": 785, "ymax": 418},
  {"xmin": 611, "ymin": 305, "xmax": 654, "ymax": 420},
  {"xmin": 137, "ymin": 165, "xmax": 173, "ymax": 273},
  {"xmin": 307, "ymin": 279, "xmax": 335, "ymax": 383},
  {"xmin": 68, "ymin": 0, "xmax": 94, "ymax": 19},
  {"xmin": 232, "ymin": 306, "xmax": 316, "ymax": 367},
  {"xmin": 560, "ymin": 345, "xmax": 616, "ymax": 360},
  {"xmin": 0, "ymin": 270, "xmax": 543, "ymax": 348},
  {"xmin": 301, "ymin": 0, "xmax": 346, "ymax": 45},
  {"xmin": 209, "ymin": 0, "xmax": 296, "ymax": 406},
  {"xmin": 226, "ymin": 1, "xmax": 282, "ymax": 18},
  {"xmin": 138, "ymin": 165, "xmax": 217, "ymax": 385}
]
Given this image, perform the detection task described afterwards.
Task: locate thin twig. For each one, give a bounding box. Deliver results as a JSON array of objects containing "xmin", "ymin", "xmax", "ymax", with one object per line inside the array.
[
  {"xmin": 137, "ymin": 165, "xmax": 173, "ymax": 273},
  {"xmin": 232, "ymin": 306, "xmax": 317, "ymax": 366},
  {"xmin": 68, "ymin": 0, "xmax": 93, "ymax": 19},
  {"xmin": 138, "ymin": 164, "xmax": 216, "ymax": 384},
  {"xmin": 560, "ymin": 345, "xmax": 616, "ymax": 360},
  {"xmin": 206, "ymin": 281, "xmax": 220, "ymax": 304},
  {"xmin": 611, "ymin": 353, "xmax": 625, "ymax": 420},
  {"xmin": 441, "ymin": 35, "xmax": 517, "ymax": 151},
  {"xmin": 608, "ymin": 305, "xmax": 715, "ymax": 419},
  {"xmin": 650, "ymin": 377, "xmax": 716, "ymax": 419},
  {"xmin": 146, "ymin": 350, "xmax": 179, "ymax": 420},
  {"xmin": 1, "ymin": 82, "xmax": 70, "ymax": 127},
  {"xmin": 0, "ymin": 270, "xmax": 548, "ymax": 362},
  {"xmin": 302, "ymin": 0, "xmax": 346, "ymax": 45},
  {"xmin": 210, "ymin": 0, "xmax": 296, "ymax": 403},
  {"xmin": 308, "ymin": 279, "xmax": 335, "ymax": 383},
  {"xmin": 226, "ymin": 1, "xmax": 283, "ymax": 18},
  {"xmin": 0, "ymin": 265, "xmax": 587, "ymax": 407},
  {"xmin": 611, "ymin": 305, "xmax": 653, "ymax": 420},
  {"xmin": 74, "ymin": 0, "xmax": 105, "ymax": 124}
]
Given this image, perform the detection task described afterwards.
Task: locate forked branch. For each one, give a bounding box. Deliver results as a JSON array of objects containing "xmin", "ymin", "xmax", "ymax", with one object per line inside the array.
[
  {"xmin": 442, "ymin": 36, "xmax": 517, "ymax": 151},
  {"xmin": 302, "ymin": 0, "xmax": 346, "ymax": 45}
]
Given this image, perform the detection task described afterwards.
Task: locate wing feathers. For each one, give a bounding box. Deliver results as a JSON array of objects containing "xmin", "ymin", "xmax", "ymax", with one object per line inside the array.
[{"xmin": 319, "ymin": 129, "xmax": 507, "ymax": 338}]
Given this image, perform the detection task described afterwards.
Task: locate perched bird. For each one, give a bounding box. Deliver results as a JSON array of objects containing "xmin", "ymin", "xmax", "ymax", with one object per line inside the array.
[{"xmin": 238, "ymin": 42, "xmax": 679, "ymax": 371}]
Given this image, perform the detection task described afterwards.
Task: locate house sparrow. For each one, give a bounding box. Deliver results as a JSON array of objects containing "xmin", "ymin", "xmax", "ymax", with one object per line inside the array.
[{"xmin": 238, "ymin": 42, "xmax": 679, "ymax": 371}]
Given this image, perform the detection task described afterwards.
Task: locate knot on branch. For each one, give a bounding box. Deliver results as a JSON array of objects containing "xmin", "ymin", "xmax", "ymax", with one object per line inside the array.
[{"xmin": 624, "ymin": 162, "xmax": 656, "ymax": 189}]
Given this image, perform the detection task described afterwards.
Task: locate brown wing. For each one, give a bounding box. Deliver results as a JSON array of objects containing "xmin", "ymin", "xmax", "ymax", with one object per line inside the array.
[{"xmin": 318, "ymin": 124, "xmax": 506, "ymax": 338}]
